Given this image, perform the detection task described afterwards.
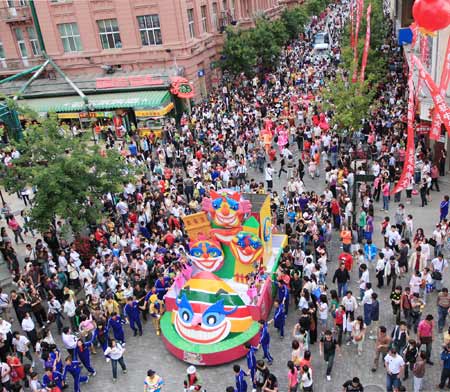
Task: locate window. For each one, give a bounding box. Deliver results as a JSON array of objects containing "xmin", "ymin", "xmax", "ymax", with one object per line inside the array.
[
  {"xmin": 97, "ymin": 19, "xmax": 121, "ymax": 49},
  {"xmin": 18, "ymin": 0, "xmax": 27, "ymax": 6},
  {"xmin": 6, "ymin": 0, "xmax": 14, "ymax": 8},
  {"xmin": 187, "ymin": 8, "xmax": 195, "ymax": 38},
  {"xmin": 201, "ymin": 5, "xmax": 208, "ymax": 33},
  {"xmin": 222, "ymin": 0, "xmax": 227, "ymax": 11},
  {"xmin": 0, "ymin": 42, "xmax": 5, "ymax": 59},
  {"xmin": 212, "ymin": 3, "xmax": 218, "ymax": 30},
  {"xmin": 14, "ymin": 28, "xmax": 28, "ymax": 58},
  {"xmin": 27, "ymin": 27, "xmax": 41, "ymax": 56},
  {"xmin": 137, "ymin": 14, "xmax": 162, "ymax": 46},
  {"xmin": 58, "ymin": 23, "xmax": 82, "ymax": 52}
]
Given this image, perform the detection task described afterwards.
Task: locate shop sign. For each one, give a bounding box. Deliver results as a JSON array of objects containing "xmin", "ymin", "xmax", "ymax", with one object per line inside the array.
[
  {"xmin": 135, "ymin": 102, "xmax": 174, "ymax": 118},
  {"xmin": 416, "ymin": 122, "xmax": 431, "ymax": 134},
  {"xmin": 96, "ymin": 75, "xmax": 165, "ymax": 89},
  {"xmin": 79, "ymin": 111, "xmax": 114, "ymax": 119},
  {"xmin": 170, "ymin": 76, "xmax": 195, "ymax": 99},
  {"xmin": 58, "ymin": 113, "xmax": 79, "ymax": 119}
]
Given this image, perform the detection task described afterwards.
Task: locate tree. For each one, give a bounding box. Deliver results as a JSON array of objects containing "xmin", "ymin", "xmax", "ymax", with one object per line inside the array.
[
  {"xmin": 221, "ymin": 28, "xmax": 257, "ymax": 76},
  {"xmin": 2, "ymin": 115, "xmax": 132, "ymax": 233},
  {"xmin": 281, "ymin": 6, "xmax": 309, "ymax": 39},
  {"xmin": 268, "ymin": 19, "xmax": 289, "ymax": 48},
  {"xmin": 322, "ymin": 76, "xmax": 375, "ymax": 133},
  {"xmin": 251, "ymin": 19, "xmax": 282, "ymax": 70}
]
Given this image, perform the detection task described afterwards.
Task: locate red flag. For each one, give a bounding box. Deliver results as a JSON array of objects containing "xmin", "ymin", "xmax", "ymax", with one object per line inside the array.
[
  {"xmin": 350, "ymin": 1, "xmax": 355, "ymax": 49},
  {"xmin": 430, "ymin": 39, "xmax": 450, "ymax": 140},
  {"xmin": 413, "ymin": 54, "xmax": 450, "ymax": 137},
  {"xmin": 352, "ymin": 0, "xmax": 364, "ymax": 82},
  {"xmin": 359, "ymin": 4, "xmax": 371, "ymax": 83}
]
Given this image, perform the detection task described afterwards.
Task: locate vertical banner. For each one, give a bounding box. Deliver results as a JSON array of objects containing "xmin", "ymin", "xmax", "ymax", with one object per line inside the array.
[
  {"xmin": 413, "ymin": 54, "xmax": 450, "ymax": 136},
  {"xmin": 392, "ymin": 24, "xmax": 418, "ymax": 195},
  {"xmin": 350, "ymin": 0, "xmax": 354, "ymax": 49},
  {"xmin": 352, "ymin": 0, "xmax": 363, "ymax": 82},
  {"xmin": 429, "ymin": 39, "xmax": 450, "ymax": 140},
  {"xmin": 414, "ymin": 35, "xmax": 428, "ymax": 104},
  {"xmin": 359, "ymin": 4, "xmax": 371, "ymax": 83}
]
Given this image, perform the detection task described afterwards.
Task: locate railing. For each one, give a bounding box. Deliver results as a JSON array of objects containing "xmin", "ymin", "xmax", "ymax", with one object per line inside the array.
[
  {"xmin": 0, "ymin": 6, "xmax": 31, "ymax": 22},
  {"xmin": 0, "ymin": 57, "xmax": 43, "ymax": 72}
]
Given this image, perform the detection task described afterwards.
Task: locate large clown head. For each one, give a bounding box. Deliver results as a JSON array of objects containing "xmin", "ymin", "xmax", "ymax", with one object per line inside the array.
[
  {"xmin": 202, "ymin": 190, "xmax": 251, "ymax": 228},
  {"xmin": 173, "ymin": 272, "xmax": 253, "ymax": 345},
  {"xmin": 230, "ymin": 231, "xmax": 263, "ymax": 265},
  {"xmin": 188, "ymin": 236, "xmax": 224, "ymax": 272}
]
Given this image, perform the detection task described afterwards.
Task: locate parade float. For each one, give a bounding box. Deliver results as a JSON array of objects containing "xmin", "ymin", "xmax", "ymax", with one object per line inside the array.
[{"xmin": 160, "ymin": 191, "xmax": 288, "ymax": 365}]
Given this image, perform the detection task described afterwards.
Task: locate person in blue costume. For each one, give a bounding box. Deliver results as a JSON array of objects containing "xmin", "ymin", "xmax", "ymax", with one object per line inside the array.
[
  {"xmin": 62, "ymin": 356, "xmax": 89, "ymax": 392},
  {"xmin": 272, "ymin": 300, "xmax": 286, "ymax": 338},
  {"xmin": 154, "ymin": 275, "xmax": 169, "ymax": 301},
  {"xmin": 42, "ymin": 367, "xmax": 64, "ymax": 390},
  {"xmin": 74, "ymin": 334, "xmax": 97, "ymax": 376},
  {"xmin": 244, "ymin": 343, "xmax": 258, "ymax": 390},
  {"xmin": 124, "ymin": 296, "xmax": 143, "ymax": 336},
  {"xmin": 258, "ymin": 319, "xmax": 273, "ymax": 365},
  {"xmin": 95, "ymin": 321, "xmax": 109, "ymax": 352},
  {"xmin": 107, "ymin": 312, "xmax": 126, "ymax": 345},
  {"xmin": 277, "ymin": 280, "xmax": 290, "ymax": 315},
  {"xmin": 233, "ymin": 364, "xmax": 248, "ymax": 392}
]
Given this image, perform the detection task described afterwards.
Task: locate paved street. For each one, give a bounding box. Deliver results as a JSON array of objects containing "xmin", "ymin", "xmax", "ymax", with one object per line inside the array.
[{"xmin": 1, "ymin": 153, "xmax": 449, "ymax": 392}]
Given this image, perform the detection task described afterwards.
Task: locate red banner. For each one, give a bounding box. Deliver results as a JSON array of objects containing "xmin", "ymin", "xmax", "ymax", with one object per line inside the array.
[
  {"xmin": 414, "ymin": 35, "xmax": 428, "ymax": 104},
  {"xmin": 359, "ymin": 4, "xmax": 371, "ymax": 83},
  {"xmin": 430, "ymin": 39, "xmax": 450, "ymax": 140},
  {"xmin": 352, "ymin": 0, "xmax": 363, "ymax": 82},
  {"xmin": 413, "ymin": 54, "xmax": 450, "ymax": 137}
]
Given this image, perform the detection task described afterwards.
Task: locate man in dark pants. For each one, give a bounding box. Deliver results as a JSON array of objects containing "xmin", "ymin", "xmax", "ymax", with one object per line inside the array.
[
  {"xmin": 439, "ymin": 343, "xmax": 450, "ymax": 389},
  {"xmin": 319, "ymin": 329, "xmax": 340, "ymax": 381}
]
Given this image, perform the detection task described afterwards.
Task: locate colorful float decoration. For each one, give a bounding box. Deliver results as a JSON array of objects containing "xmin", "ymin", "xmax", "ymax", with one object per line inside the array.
[{"xmin": 160, "ymin": 191, "xmax": 288, "ymax": 365}]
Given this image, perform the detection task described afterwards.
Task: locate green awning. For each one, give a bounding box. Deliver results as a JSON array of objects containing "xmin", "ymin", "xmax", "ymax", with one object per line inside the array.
[{"xmin": 18, "ymin": 90, "xmax": 171, "ymax": 114}]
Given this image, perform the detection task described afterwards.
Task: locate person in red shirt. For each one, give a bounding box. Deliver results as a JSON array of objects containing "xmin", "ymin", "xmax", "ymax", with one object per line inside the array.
[
  {"xmin": 339, "ymin": 252, "xmax": 353, "ymax": 272},
  {"xmin": 6, "ymin": 354, "xmax": 25, "ymax": 384},
  {"xmin": 163, "ymin": 231, "xmax": 175, "ymax": 247}
]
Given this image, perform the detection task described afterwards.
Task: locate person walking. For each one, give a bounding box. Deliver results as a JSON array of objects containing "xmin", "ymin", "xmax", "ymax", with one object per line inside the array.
[
  {"xmin": 287, "ymin": 360, "xmax": 299, "ymax": 392},
  {"xmin": 258, "ymin": 320, "xmax": 273, "ymax": 365},
  {"xmin": 62, "ymin": 355, "xmax": 89, "ymax": 392},
  {"xmin": 371, "ymin": 326, "xmax": 391, "ymax": 372},
  {"xmin": 439, "ymin": 343, "xmax": 450, "ymax": 389},
  {"xmin": 437, "ymin": 288, "xmax": 450, "ymax": 333},
  {"xmin": 417, "ymin": 314, "xmax": 435, "ymax": 365},
  {"xmin": 124, "ymin": 296, "xmax": 143, "ymax": 336},
  {"xmin": 11, "ymin": 332, "xmax": 33, "ymax": 365},
  {"xmin": 244, "ymin": 343, "xmax": 257, "ymax": 390},
  {"xmin": 385, "ymin": 347, "xmax": 405, "ymax": 392},
  {"xmin": 342, "ymin": 377, "xmax": 364, "ymax": 392},
  {"xmin": 319, "ymin": 329, "xmax": 340, "ymax": 381},
  {"xmin": 254, "ymin": 360, "xmax": 270, "ymax": 392},
  {"xmin": 144, "ymin": 369, "xmax": 164, "ymax": 392},
  {"xmin": 412, "ymin": 351, "xmax": 426, "ymax": 392},
  {"xmin": 233, "ymin": 364, "xmax": 248, "ymax": 392},
  {"xmin": 74, "ymin": 337, "xmax": 96, "ymax": 377},
  {"xmin": 104, "ymin": 339, "xmax": 127, "ymax": 382},
  {"xmin": 332, "ymin": 262, "xmax": 350, "ymax": 298},
  {"xmin": 183, "ymin": 365, "xmax": 203, "ymax": 392}
]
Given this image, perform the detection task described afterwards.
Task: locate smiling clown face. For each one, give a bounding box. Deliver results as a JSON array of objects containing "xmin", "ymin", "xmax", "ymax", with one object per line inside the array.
[
  {"xmin": 230, "ymin": 231, "xmax": 263, "ymax": 265},
  {"xmin": 188, "ymin": 237, "xmax": 224, "ymax": 272}
]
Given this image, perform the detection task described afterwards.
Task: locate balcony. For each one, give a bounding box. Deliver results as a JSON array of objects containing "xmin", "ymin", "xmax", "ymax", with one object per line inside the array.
[
  {"xmin": 0, "ymin": 6, "xmax": 32, "ymax": 23},
  {"xmin": 0, "ymin": 57, "xmax": 44, "ymax": 76}
]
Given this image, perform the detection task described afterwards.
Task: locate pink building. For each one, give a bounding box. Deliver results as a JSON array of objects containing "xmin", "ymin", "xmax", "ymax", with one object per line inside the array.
[{"xmin": 0, "ymin": 0, "xmax": 292, "ymax": 98}]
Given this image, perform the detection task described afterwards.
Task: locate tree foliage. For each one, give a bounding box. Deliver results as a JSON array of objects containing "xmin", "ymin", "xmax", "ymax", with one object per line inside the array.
[
  {"xmin": 281, "ymin": 6, "xmax": 308, "ymax": 39},
  {"xmin": 251, "ymin": 19, "xmax": 283, "ymax": 70},
  {"xmin": 2, "ymin": 115, "xmax": 132, "ymax": 233},
  {"xmin": 221, "ymin": 29, "xmax": 257, "ymax": 76}
]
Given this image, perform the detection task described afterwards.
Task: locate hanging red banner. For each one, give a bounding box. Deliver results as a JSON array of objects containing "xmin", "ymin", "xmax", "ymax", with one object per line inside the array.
[
  {"xmin": 414, "ymin": 35, "xmax": 428, "ymax": 104},
  {"xmin": 350, "ymin": 0, "xmax": 355, "ymax": 49},
  {"xmin": 413, "ymin": 54, "xmax": 450, "ymax": 137},
  {"xmin": 429, "ymin": 39, "xmax": 450, "ymax": 140},
  {"xmin": 359, "ymin": 4, "xmax": 371, "ymax": 83},
  {"xmin": 352, "ymin": 0, "xmax": 363, "ymax": 82}
]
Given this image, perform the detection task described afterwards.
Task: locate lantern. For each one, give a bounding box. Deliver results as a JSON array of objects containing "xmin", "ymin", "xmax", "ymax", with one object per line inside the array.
[{"xmin": 413, "ymin": 0, "xmax": 450, "ymax": 34}]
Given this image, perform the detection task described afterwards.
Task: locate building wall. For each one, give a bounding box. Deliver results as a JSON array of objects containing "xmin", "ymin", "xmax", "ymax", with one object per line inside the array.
[{"xmin": 0, "ymin": 0, "xmax": 290, "ymax": 99}]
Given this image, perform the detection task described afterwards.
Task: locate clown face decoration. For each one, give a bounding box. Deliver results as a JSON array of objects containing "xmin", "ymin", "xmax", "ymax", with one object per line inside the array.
[
  {"xmin": 188, "ymin": 236, "xmax": 224, "ymax": 272},
  {"xmin": 230, "ymin": 231, "xmax": 263, "ymax": 265},
  {"xmin": 202, "ymin": 190, "xmax": 251, "ymax": 228},
  {"xmin": 174, "ymin": 293, "xmax": 237, "ymax": 345}
]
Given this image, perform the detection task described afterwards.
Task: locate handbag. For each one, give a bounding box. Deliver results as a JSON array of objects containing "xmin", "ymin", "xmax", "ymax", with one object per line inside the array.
[
  {"xmin": 428, "ymin": 238, "xmax": 437, "ymax": 247},
  {"xmin": 432, "ymin": 271, "xmax": 442, "ymax": 281}
]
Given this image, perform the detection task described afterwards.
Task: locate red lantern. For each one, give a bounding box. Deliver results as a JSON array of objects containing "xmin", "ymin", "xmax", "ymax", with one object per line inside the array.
[{"xmin": 413, "ymin": 0, "xmax": 450, "ymax": 34}]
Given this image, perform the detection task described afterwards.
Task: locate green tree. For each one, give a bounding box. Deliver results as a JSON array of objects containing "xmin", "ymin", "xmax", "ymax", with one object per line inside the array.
[
  {"xmin": 322, "ymin": 76, "xmax": 375, "ymax": 133},
  {"xmin": 268, "ymin": 19, "xmax": 289, "ymax": 47},
  {"xmin": 281, "ymin": 6, "xmax": 309, "ymax": 39},
  {"xmin": 221, "ymin": 28, "xmax": 257, "ymax": 76},
  {"xmin": 2, "ymin": 115, "xmax": 132, "ymax": 233},
  {"xmin": 251, "ymin": 18, "xmax": 282, "ymax": 70}
]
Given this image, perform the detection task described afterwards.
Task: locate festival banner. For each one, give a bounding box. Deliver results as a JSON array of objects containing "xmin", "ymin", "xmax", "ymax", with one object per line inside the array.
[
  {"xmin": 414, "ymin": 35, "xmax": 428, "ymax": 104},
  {"xmin": 413, "ymin": 54, "xmax": 450, "ymax": 137},
  {"xmin": 350, "ymin": 0, "xmax": 355, "ymax": 49},
  {"xmin": 359, "ymin": 4, "xmax": 371, "ymax": 83},
  {"xmin": 352, "ymin": 0, "xmax": 363, "ymax": 82},
  {"xmin": 429, "ymin": 39, "xmax": 450, "ymax": 140}
]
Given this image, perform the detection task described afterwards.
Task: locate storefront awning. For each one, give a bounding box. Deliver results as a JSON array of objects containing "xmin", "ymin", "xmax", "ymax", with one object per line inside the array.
[{"xmin": 18, "ymin": 90, "xmax": 172, "ymax": 114}]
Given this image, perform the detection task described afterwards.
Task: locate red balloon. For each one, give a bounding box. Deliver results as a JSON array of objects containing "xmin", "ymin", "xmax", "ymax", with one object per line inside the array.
[{"xmin": 413, "ymin": 0, "xmax": 450, "ymax": 33}]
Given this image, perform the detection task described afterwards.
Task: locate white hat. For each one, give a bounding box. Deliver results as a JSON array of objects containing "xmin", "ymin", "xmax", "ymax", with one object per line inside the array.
[{"xmin": 187, "ymin": 365, "xmax": 196, "ymax": 375}]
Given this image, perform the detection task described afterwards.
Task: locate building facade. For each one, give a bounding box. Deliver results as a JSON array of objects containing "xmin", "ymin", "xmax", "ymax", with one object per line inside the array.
[{"xmin": 0, "ymin": 0, "xmax": 286, "ymax": 99}]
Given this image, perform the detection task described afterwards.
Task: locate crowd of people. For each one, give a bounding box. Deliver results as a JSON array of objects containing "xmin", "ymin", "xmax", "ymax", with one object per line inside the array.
[{"xmin": 0, "ymin": 0, "xmax": 448, "ymax": 392}]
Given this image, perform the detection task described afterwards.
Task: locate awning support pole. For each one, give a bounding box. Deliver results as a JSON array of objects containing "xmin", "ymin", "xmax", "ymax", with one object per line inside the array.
[{"xmin": 13, "ymin": 59, "xmax": 49, "ymax": 101}]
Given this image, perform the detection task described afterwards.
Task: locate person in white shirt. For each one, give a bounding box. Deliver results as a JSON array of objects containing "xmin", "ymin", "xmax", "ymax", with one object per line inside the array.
[
  {"xmin": 0, "ymin": 289, "xmax": 11, "ymax": 322},
  {"xmin": 62, "ymin": 327, "xmax": 77, "ymax": 357},
  {"xmin": 0, "ymin": 360, "xmax": 10, "ymax": 388},
  {"xmin": 265, "ymin": 164, "xmax": 274, "ymax": 190},
  {"xmin": 0, "ymin": 318, "xmax": 11, "ymax": 342},
  {"xmin": 12, "ymin": 332, "xmax": 33, "ymax": 364},
  {"xmin": 21, "ymin": 312, "xmax": 37, "ymax": 350},
  {"xmin": 104, "ymin": 339, "xmax": 127, "ymax": 382},
  {"xmin": 359, "ymin": 264, "xmax": 370, "ymax": 301},
  {"xmin": 384, "ymin": 347, "xmax": 405, "ymax": 390},
  {"xmin": 342, "ymin": 291, "xmax": 358, "ymax": 331},
  {"xmin": 431, "ymin": 254, "xmax": 448, "ymax": 291},
  {"xmin": 47, "ymin": 297, "xmax": 63, "ymax": 334},
  {"xmin": 64, "ymin": 296, "xmax": 77, "ymax": 330}
]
